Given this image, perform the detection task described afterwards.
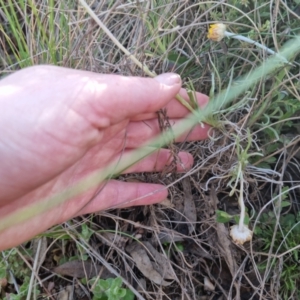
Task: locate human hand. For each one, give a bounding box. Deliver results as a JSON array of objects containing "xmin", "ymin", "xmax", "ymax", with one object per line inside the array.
[{"xmin": 0, "ymin": 65, "xmax": 210, "ymax": 250}]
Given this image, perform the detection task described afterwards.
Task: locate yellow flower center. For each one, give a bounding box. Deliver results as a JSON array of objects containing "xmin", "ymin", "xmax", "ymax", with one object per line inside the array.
[{"xmin": 207, "ymin": 23, "xmax": 226, "ymax": 42}]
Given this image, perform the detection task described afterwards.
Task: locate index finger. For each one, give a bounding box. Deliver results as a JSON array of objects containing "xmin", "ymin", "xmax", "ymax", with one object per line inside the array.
[{"xmin": 76, "ymin": 72, "xmax": 183, "ymax": 127}]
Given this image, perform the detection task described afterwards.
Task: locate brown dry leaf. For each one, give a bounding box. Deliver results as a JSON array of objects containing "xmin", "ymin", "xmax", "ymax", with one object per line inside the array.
[
  {"xmin": 143, "ymin": 241, "xmax": 176, "ymax": 280},
  {"xmin": 216, "ymin": 223, "xmax": 238, "ymax": 276},
  {"xmin": 182, "ymin": 177, "xmax": 197, "ymax": 234},
  {"xmin": 172, "ymin": 195, "xmax": 184, "ymax": 222},
  {"xmin": 53, "ymin": 260, "xmax": 113, "ymax": 279},
  {"xmin": 96, "ymin": 232, "xmax": 128, "ymax": 247},
  {"xmin": 210, "ymin": 189, "xmax": 237, "ymax": 276},
  {"xmin": 47, "ymin": 281, "xmax": 55, "ymax": 293},
  {"xmin": 126, "ymin": 242, "xmax": 173, "ymax": 286},
  {"xmin": 204, "ymin": 276, "xmax": 215, "ymax": 291},
  {"xmin": 0, "ymin": 277, "xmax": 7, "ymax": 289},
  {"xmin": 57, "ymin": 289, "xmax": 69, "ymax": 300},
  {"xmin": 155, "ymin": 230, "xmax": 184, "ymax": 244}
]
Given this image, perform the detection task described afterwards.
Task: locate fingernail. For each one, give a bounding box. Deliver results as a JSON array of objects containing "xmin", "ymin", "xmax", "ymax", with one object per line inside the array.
[{"xmin": 154, "ymin": 73, "xmax": 181, "ymax": 86}]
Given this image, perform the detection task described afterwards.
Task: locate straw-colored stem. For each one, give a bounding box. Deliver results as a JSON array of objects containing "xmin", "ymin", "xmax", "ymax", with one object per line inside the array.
[
  {"xmin": 78, "ymin": 0, "xmax": 196, "ymax": 114},
  {"xmin": 175, "ymin": 94, "xmax": 195, "ymax": 112},
  {"xmin": 78, "ymin": 0, "xmax": 156, "ymax": 77}
]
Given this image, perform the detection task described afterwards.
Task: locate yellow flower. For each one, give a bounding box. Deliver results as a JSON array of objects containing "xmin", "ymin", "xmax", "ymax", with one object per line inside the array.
[{"xmin": 207, "ymin": 23, "xmax": 226, "ymax": 42}]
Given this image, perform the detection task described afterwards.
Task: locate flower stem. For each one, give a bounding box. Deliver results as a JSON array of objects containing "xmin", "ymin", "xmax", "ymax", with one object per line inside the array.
[
  {"xmin": 225, "ymin": 31, "xmax": 291, "ymax": 65},
  {"xmin": 238, "ymin": 171, "xmax": 245, "ymax": 231}
]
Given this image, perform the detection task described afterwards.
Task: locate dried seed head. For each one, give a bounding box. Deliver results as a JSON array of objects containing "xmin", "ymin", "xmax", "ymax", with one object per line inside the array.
[{"xmin": 230, "ymin": 224, "xmax": 253, "ymax": 245}]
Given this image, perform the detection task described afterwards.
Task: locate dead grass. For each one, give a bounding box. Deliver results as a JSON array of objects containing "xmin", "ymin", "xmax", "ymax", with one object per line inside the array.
[{"xmin": 1, "ymin": 0, "xmax": 300, "ymax": 299}]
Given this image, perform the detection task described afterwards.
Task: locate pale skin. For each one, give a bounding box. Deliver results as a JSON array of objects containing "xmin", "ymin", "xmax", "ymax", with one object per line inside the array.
[{"xmin": 0, "ymin": 65, "xmax": 210, "ymax": 250}]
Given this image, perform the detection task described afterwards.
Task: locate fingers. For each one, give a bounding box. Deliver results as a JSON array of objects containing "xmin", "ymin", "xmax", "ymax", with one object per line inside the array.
[
  {"xmin": 0, "ymin": 179, "xmax": 167, "ymax": 250},
  {"xmin": 73, "ymin": 72, "xmax": 183, "ymax": 127},
  {"xmin": 77, "ymin": 180, "xmax": 168, "ymax": 215},
  {"xmin": 131, "ymin": 88, "xmax": 209, "ymax": 121},
  {"xmin": 4, "ymin": 66, "xmax": 182, "ymax": 128},
  {"xmin": 77, "ymin": 146, "xmax": 194, "ymax": 176},
  {"xmin": 125, "ymin": 119, "xmax": 210, "ymax": 148},
  {"xmin": 122, "ymin": 148, "xmax": 194, "ymax": 173}
]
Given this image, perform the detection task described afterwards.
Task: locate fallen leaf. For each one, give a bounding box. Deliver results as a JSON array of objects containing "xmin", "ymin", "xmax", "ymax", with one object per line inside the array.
[
  {"xmin": 47, "ymin": 281, "xmax": 55, "ymax": 293},
  {"xmin": 204, "ymin": 276, "xmax": 215, "ymax": 291},
  {"xmin": 56, "ymin": 286, "xmax": 70, "ymax": 300},
  {"xmin": 210, "ymin": 189, "xmax": 238, "ymax": 277},
  {"xmin": 143, "ymin": 241, "xmax": 176, "ymax": 280},
  {"xmin": 0, "ymin": 277, "xmax": 7, "ymax": 289},
  {"xmin": 96, "ymin": 232, "xmax": 128, "ymax": 247},
  {"xmin": 155, "ymin": 230, "xmax": 184, "ymax": 244},
  {"xmin": 126, "ymin": 242, "xmax": 173, "ymax": 286},
  {"xmin": 182, "ymin": 177, "xmax": 197, "ymax": 234},
  {"xmin": 53, "ymin": 260, "xmax": 113, "ymax": 279}
]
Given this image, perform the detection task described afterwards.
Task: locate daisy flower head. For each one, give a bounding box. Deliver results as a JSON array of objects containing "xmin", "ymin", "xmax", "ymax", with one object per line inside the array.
[{"xmin": 207, "ymin": 23, "xmax": 226, "ymax": 42}]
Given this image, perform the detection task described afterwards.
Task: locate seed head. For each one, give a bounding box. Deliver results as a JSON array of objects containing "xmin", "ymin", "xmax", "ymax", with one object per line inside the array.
[{"xmin": 230, "ymin": 224, "xmax": 253, "ymax": 245}]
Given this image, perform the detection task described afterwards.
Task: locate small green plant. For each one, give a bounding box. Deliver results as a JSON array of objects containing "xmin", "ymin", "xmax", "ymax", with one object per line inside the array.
[
  {"xmin": 1, "ymin": 248, "xmax": 32, "ymax": 283},
  {"xmin": 225, "ymin": 130, "xmax": 264, "ymax": 245},
  {"xmin": 255, "ymin": 211, "xmax": 300, "ymax": 299},
  {"xmin": 3, "ymin": 277, "xmax": 40, "ymax": 300},
  {"xmin": 0, "ymin": 248, "xmax": 41, "ymax": 299},
  {"xmin": 216, "ymin": 209, "xmax": 250, "ymax": 225},
  {"xmin": 89, "ymin": 277, "xmax": 134, "ymax": 300},
  {"xmin": 163, "ymin": 241, "xmax": 185, "ymax": 258}
]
